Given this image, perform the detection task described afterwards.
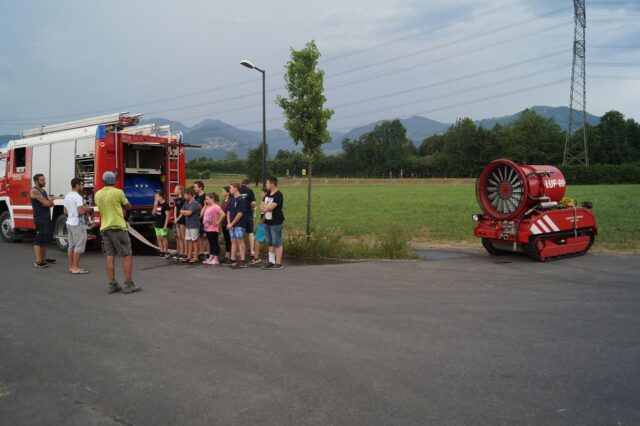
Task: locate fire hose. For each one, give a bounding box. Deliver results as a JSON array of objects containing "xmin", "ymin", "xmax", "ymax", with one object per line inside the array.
[{"xmin": 126, "ymin": 223, "xmax": 176, "ymax": 253}]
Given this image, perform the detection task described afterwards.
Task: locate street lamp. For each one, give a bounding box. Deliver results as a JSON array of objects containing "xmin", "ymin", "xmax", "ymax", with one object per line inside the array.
[{"xmin": 240, "ymin": 59, "xmax": 267, "ymax": 186}]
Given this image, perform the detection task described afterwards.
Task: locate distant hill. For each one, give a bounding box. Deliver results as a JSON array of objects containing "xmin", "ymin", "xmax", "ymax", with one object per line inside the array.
[
  {"xmin": 476, "ymin": 106, "xmax": 600, "ymax": 131},
  {"xmin": 181, "ymin": 119, "xmax": 297, "ymax": 160},
  {"xmin": 0, "ymin": 106, "xmax": 603, "ymax": 157}
]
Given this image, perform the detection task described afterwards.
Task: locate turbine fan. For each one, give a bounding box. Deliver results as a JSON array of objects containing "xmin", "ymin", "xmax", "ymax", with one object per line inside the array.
[{"xmin": 485, "ymin": 164, "xmax": 524, "ymax": 215}]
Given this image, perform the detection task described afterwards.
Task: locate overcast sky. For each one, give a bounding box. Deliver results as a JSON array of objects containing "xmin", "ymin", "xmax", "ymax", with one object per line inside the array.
[{"xmin": 0, "ymin": 0, "xmax": 638, "ymax": 134}]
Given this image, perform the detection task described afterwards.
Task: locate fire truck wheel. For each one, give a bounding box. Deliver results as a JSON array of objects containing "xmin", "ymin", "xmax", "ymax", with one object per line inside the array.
[
  {"xmin": 0, "ymin": 211, "xmax": 20, "ymax": 243},
  {"xmin": 53, "ymin": 214, "xmax": 70, "ymax": 252},
  {"xmin": 481, "ymin": 238, "xmax": 509, "ymax": 256}
]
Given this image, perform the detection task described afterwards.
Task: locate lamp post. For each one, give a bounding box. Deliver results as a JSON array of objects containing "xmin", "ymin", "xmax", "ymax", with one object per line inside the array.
[{"xmin": 240, "ymin": 60, "xmax": 266, "ymax": 186}]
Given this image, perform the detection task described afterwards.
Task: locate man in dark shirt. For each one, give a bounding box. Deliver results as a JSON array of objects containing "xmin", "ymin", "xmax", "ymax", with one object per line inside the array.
[
  {"xmin": 261, "ymin": 176, "xmax": 285, "ymax": 270},
  {"xmin": 30, "ymin": 173, "xmax": 56, "ymax": 268},
  {"xmin": 239, "ymin": 179, "xmax": 257, "ymax": 261},
  {"xmin": 227, "ymin": 182, "xmax": 247, "ymax": 269}
]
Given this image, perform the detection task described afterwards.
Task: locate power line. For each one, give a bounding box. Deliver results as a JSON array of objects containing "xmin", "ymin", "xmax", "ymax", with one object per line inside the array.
[
  {"xmin": 0, "ymin": 0, "xmax": 477, "ymax": 110},
  {"xmin": 326, "ymin": 65, "xmax": 570, "ymax": 127},
  {"xmin": 327, "ymin": 51, "xmax": 569, "ymax": 110},
  {"xmin": 0, "ymin": 3, "xmax": 567, "ymax": 124},
  {"xmin": 0, "ymin": 1, "xmax": 455, "ymax": 108},
  {"xmin": 590, "ymin": 62, "xmax": 640, "ymax": 67},
  {"xmin": 172, "ymin": 47, "xmax": 570, "ymax": 124},
  {"xmin": 321, "ymin": 0, "xmax": 528, "ymax": 64},
  {"xmin": 325, "ymin": 21, "xmax": 568, "ymax": 91},
  {"xmin": 187, "ymin": 66, "xmax": 569, "ymax": 138},
  {"xmin": 327, "ymin": 5, "xmax": 570, "ymax": 79},
  {"xmin": 172, "ymin": 20, "xmax": 568, "ymax": 125},
  {"xmin": 588, "ymin": 75, "xmax": 640, "ymax": 80},
  {"xmin": 590, "ymin": 44, "xmax": 640, "ymax": 48}
]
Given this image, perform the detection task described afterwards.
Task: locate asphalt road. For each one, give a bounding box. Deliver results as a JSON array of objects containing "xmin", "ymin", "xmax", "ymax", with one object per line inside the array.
[{"xmin": 0, "ymin": 242, "xmax": 638, "ymax": 425}]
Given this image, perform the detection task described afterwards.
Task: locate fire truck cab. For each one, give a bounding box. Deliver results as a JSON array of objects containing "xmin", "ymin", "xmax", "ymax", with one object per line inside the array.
[{"xmin": 0, "ymin": 112, "xmax": 187, "ymax": 251}]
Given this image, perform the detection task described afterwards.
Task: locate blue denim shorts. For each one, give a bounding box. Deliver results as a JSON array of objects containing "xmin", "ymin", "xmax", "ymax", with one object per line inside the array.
[
  {"xmin": 264, "ymin": 223, "xmax": 284, "ymax": 248},
  {"xmin": 230, "ymin": 226, "xmax": 246, "ymax": 240}
]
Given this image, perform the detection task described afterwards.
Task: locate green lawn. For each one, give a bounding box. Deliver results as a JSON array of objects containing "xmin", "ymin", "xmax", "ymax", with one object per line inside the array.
[{"xmin": 197, "ymin": 179, "xmax": 640, "ymax": 252}]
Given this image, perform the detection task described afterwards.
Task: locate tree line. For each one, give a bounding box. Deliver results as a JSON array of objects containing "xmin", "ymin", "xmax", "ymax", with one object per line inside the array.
[{"xmin": 187, "ymin": 108, "xmax": 640, "ymax": 183}]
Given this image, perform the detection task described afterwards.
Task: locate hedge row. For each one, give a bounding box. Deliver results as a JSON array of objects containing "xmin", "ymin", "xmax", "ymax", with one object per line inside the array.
[{"xmin": 559, "ymin": 164, "xmax": 640, "ymax": 185}]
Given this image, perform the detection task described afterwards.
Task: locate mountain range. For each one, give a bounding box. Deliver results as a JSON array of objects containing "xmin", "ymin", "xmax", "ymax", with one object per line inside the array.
[{"xmin": 1, "ymin": 106, "xmax": 601, "ymax": 159}]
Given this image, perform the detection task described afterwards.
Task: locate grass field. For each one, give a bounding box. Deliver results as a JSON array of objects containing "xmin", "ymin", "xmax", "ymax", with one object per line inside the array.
[{"xmin": 194, "ymin": 178, "xmax": 640, "ymax": 252}]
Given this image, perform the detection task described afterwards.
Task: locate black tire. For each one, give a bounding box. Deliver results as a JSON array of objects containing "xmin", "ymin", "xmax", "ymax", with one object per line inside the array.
[
  {"xmin": 53, "ymin": 214, "xmax": 69, "ymax": 252},
  {"xmin": 0, "ymin": 211, "xmax": 20, "ymax": 243},
  {"xmin": 481, "ymin": 238, "xmax": 509, "ymax": 256},
  {"xmin": 525, "ymin": 236, "xmax": 543, "ymax": 262}
]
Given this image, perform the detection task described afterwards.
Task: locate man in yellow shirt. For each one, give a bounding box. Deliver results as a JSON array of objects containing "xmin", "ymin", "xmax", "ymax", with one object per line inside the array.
[{"xmin": 94, "ymin": 171, "xmax": 141, "ymax": 294}]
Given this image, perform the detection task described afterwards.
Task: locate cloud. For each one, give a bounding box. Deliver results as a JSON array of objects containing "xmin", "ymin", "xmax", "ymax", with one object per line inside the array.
[{"xmin": 0, "ymin": 0, "xmax": 637, "ymax": 134}]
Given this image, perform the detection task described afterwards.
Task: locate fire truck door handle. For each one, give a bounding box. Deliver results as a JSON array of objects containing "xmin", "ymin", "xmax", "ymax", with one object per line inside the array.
[{"xmin": 21, "ymin": 191, "xmax": 27, "ymax": 197}]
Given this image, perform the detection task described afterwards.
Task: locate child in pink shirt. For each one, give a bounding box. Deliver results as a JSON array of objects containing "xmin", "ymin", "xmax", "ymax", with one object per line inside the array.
[{"xmin": 202, "ymin": 193, "xmax": 225, "ymax": 265}]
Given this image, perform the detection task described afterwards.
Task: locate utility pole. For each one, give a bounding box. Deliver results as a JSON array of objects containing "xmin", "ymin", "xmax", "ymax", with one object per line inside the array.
[{"xmin": 564, "ymin": 0, "xmax": 589, "ymax": 166}]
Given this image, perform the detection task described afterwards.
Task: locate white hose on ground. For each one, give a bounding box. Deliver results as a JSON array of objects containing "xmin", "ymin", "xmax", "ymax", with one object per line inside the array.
[{"xmin": 126, "ymin": 223, "xmax": 176, "ymax": 253}]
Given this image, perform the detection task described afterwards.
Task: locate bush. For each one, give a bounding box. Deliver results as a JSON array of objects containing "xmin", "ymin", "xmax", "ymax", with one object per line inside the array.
[
  {"xmin": 375, "ymin": 229, "xmax": 412, "ymax": 259},
  {"xmin": 284, "ymin": 227, "xmax": 415, "ymax": 260}
]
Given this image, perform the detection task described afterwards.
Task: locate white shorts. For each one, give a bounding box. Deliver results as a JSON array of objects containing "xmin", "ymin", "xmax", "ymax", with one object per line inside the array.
[{"xmin": 185, "ymin": 228, "xmax": 199, "ymax": 241}]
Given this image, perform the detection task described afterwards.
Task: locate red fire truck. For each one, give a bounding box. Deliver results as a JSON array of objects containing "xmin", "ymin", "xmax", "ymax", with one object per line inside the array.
[{"xmin": 0, "ymin": 112, "xmax": 187, "ymax": 251}]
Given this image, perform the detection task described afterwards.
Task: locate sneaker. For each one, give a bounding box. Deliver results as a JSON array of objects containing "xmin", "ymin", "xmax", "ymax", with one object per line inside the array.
[
  {"xmin": 249, "ymin": 258, "xmax": 262, "ymax": 265},
  {"xmin": 163, "ymin": 253, "xmax": 172, "ymax": 258},
  {"xmin": 269, "ymin": 264, "xmax": 284, "ymax": 270},
  {"xmin": 224, "ymin": 260, "xmax": 238, "ymax": 267},
  {"xmin": 154, "ymin": 252, "xmax": 165, "ymax": 258},
  {"xmin": 262, "ymin": 262, "xmax": 274, "ymax": 270},
  {"xmin": 33, "ymin": 260, "xmax": 48, "ymax": 268},
  {"xmin": 233, "ymin": 261, "xmax": 247, "ymax": 269},
  {"xmin": 122, "ymin": 281, "xmax": 142, "ymax": 294},
  {"xmin": 44, "ymin": 258, "xmax": 57, "ymax": 264},
  {"xmin": 108, "ymin": 281, "xmax": 120, "ymax": 294},
  {"xmin": 212, "ymin": 258, "xmax": 220, "ymax": 265}
]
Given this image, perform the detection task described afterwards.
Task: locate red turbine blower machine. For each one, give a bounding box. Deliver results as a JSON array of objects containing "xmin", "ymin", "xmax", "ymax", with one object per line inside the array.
[{"xmin": 473, "ymin": 159, "xmax": 597, "ymax": 261}]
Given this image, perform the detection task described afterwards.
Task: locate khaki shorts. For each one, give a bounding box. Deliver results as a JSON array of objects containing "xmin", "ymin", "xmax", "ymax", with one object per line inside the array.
[
  {"xmin": 66, "ymin": 223, "xmax": 87, "ymax": 253},
  {"xmin": 102, "ymin": 229, "xmax": 132, "ymax": 257}
]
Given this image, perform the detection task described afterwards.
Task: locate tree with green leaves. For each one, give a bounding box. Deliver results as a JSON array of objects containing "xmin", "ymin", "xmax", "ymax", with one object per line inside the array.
[
  {"xmin": 247, "ymin": 144, "xmax": 270, "ymax": 186},
  {"xmin": 342, "ymin": 120, "xmax": 415, "ymax": 177},
  {"xmin": 277, "ymin": 40, "xmax": 334, "ymax": 237}
]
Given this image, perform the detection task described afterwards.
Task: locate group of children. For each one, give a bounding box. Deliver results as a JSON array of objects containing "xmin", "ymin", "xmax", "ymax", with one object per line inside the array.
[{"xmin": 152, "ymin": 177, "xmax": 284, "ymax": 270}]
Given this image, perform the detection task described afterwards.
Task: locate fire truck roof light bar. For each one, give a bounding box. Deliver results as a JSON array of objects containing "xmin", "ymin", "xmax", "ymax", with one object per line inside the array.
[{"xmin": 21, "ymin": 112, "xmax": 143, "ymax": 138}]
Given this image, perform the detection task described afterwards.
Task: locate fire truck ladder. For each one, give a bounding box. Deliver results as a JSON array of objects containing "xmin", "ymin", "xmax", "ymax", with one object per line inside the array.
[
  {"xmin": 166, "ymin": 131, "xmax": 184, "ymax": 202},
  {"xmin": 21, "ymin": 112, "xmax": 142, "ymax": 137}
]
